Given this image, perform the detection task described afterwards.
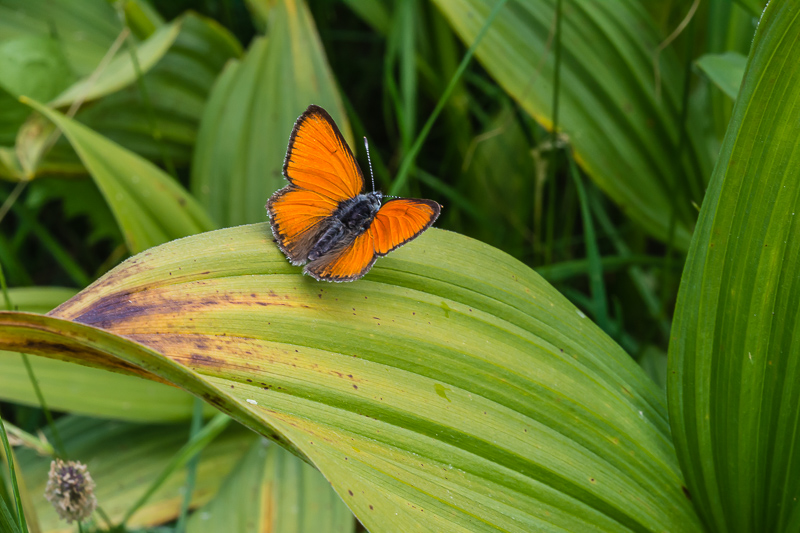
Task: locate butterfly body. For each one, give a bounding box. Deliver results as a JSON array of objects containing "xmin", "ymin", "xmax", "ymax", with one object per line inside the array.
[
  {"xmin": 307, "ymin": 192, "xmax": 382, "ymax": 262},
  {"xmin": 267, "ymin": 105, "xmax": 440, "ymax": 282}
]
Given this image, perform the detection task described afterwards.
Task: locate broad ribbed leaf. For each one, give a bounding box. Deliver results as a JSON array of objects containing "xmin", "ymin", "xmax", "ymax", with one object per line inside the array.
[
  {"xmin": 0, "ymin": 287, "xmax": 209, "ymax": 421},
  {"xmin": 191, "ymin": 0, "xmax": 350, "ymax": 227},
  {"xmin": 188, "ymin": 439, "xmax": 354, "ymax": 533},
  {"xmin": 0, "ymin": 224, "xmax": 702, "ymax": 531},
  {"xmin": 668, "ymin": 1, "xmax": 800, "ymax": 531},
  {"xmin": 21, "ymin": 98, "xmax": 214, "ymax": 254},
  {"xmin": 432, "ymin": 0, "xmax": 713, "ymax": 249},
  {"xmin": 16, "ymin": 417, "xmax": 255, "ymax": 532}
]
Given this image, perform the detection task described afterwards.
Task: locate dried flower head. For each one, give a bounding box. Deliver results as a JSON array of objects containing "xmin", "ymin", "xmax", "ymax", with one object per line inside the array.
[{"xmin": 44, "ymin": 459, "xmax": 97, "ymax": 524}]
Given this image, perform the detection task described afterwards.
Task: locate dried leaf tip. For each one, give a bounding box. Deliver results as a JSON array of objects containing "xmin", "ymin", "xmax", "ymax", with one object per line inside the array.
[{"xmin": 45, "ymin": 459, "xmax": 97, "ymax": 524}]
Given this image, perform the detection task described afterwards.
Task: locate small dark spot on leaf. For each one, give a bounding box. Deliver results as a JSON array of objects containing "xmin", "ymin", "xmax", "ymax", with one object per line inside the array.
[
  {"xmin": 590, "ymin": 478, "xmax": 596, "ymax": 483},
  {"xmin": 682, "ymin": 486, "xmax": 691, "ymax": 500},
  {"xmin": 369, "ymin": 505, "xmax": 373, "ymax": 510},
  {"xmin": 353, "ymin": 385, "xmax": 358, "ymax": 389},
  {"xmin": 348, "ymin": 490, "xmax": 353, "ymax": 496},
  {"xmin": 348, "ymin": 374, "xmax": 353, "ymax": 378},
  {"xmin": 246, "ymin": 379, "xmax": 252, "ymax": 382}
]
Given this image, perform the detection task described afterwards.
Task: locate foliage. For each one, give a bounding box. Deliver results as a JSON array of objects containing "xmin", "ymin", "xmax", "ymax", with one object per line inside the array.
[{"xmin": 2, "ymin": 0, "xmax": 799, "ymax": 532}]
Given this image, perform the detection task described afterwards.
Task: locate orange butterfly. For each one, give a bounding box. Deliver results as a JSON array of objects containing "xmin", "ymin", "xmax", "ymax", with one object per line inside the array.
[{"xmin": 266, "ymin": 105, "xmax": 441, "ymax": 282}]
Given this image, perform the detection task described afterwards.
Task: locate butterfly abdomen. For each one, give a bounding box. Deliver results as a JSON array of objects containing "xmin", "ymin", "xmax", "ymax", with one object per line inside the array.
[{"xmin": 307, "ymin": 192, "xmax": 382, "ymax": 262}]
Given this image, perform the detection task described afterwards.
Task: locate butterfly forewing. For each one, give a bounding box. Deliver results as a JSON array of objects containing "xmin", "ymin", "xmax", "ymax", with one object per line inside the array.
[
  {"xmin": 369, "ymin": 198, "xmax": 440, "ymax": 255},
  {"xmin": 267, "ymin": 188, "xmax": 337, "ymax": 263},
  {"xmin": 282, "ymin": 105, "xmax": 365, "ymax": 203}
]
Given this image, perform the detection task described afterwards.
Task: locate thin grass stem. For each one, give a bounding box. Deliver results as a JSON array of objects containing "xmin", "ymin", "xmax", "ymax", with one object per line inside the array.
[{"xmin": 389, "ymin": 0, "xmax": 509, "ymax": 195}]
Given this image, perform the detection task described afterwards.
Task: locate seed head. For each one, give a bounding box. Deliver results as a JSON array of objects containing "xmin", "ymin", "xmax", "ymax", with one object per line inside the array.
[{"xmin": 44, "ymin": 459, "xmax": 97, "ymax": 524}]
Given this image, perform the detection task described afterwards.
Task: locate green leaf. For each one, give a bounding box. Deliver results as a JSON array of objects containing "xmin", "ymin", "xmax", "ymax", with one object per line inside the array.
[
  {"xmin": 0, "ymin": 36, "xmax": 75, "ymax": 102},
  {"xmin": 706, "ymin": 0, "xmax": 757, "ymax": 141},
  {"xmin": 0, "ymin": 286, "xmax": 211, "ymax": 422},
  {"xmin": 668, "ymin": 1, "xmax": 800, "ymax": 531},
  {"xmin": 0, "ymin": 494, "xmax": 20, "ymax": 533},
  {"xmin": 431, "ymin": 0, "xmax": 713, "ymax": 249},
  {"xmin": 463, "ymin": 104, "xmax": 535, "ymax": 258},
  {"xmin": 20, "ymin": 97, "xmax": 214, "ymax": 254},
  {"xmin": 695, "ymin": 52, "xmax": 748, "ymax": 100},
  {"xmin": 17, "ymin": 13, "xmax": 242, "ymax": 176},
  {"xmin": 0, "ymin": 36, "xmax": 75, "ymax": 155},
  {"xmin": 0, "ymin": 224, "xmax": 703, "ymax": 531},
  {"xmin": 191, "ymin": 0, "xmax": 351, "ymax": 227},
  {"xmin": 342, "ymin": 0, "xmax": 391, "ymax": 34},
  {"xmin": 16, "ymin": 416, "xmax": 256, "ymax": 531},
  {"xmin": 48, "ymin": 22, "xmax": 181, "ymax": 109},
  {"xmin": 0, "ymin": 0, "xmax": 121, "ymax": 77},
  {"xmin": 188, "ymin": 439, "xmax": 355, "ymax": 533}
]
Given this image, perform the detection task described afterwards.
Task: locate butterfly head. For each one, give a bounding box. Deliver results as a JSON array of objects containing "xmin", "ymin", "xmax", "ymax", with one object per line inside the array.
[{"xmin": 365, "ymin": 190, "xmax": 383, "ymax": 209}]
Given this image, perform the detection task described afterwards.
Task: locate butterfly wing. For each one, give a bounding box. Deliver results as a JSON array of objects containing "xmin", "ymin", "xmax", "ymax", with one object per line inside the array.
[
  {"xmin": 267, "ymin": 187, "xmax": 338, "ymax": 264},
  {"xmin": 267, "ymin": 105, "xmax": 365, "ymax": 263},
  {"xmin": 368, "ymin": 198, "xmax": 441, "ymax": 256},
  {"xmin": 305, "ymin": 198, "xmax": 440, "ymax": 282},
  {"xmin": 304, "ymin": 232, "xmax": 377, "ymax": 282}
]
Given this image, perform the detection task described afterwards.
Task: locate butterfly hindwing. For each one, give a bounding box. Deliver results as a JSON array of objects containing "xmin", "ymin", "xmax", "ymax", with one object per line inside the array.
[
  {"xmin": 304, "ymin": 198, "xmax": 440, "ymax": 281},
  {"xmin": 304, "ymin": 232, "xmax": 377, "ymax": 282},
  {"xmin": 368, "ymin": 198, "xmax": 441, "ymax": 256}
]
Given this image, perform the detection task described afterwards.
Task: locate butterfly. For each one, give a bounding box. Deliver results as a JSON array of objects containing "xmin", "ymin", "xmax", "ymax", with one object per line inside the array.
[{"xmin": 266, "ymin": 105, "xmax": 441, "ymax": 282}]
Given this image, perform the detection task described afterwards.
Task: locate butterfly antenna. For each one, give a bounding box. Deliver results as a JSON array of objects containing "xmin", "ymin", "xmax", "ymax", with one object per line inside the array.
[{"xmin": 363, "ymin": 136, "xmax": 376, "ymax": 192}]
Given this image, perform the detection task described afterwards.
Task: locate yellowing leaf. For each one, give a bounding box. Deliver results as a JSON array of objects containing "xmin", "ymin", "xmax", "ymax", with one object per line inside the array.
[{"xmin": 0, "ymin": 225, "xmax": 703, "ymax": 532}]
